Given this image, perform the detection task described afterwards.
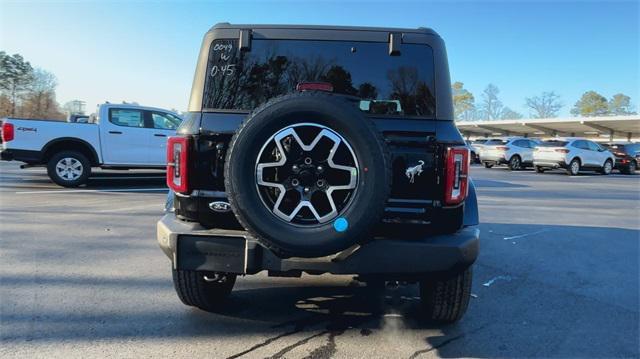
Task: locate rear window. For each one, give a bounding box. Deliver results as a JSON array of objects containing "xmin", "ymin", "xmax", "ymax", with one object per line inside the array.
[
  {"xmin": 625, "ymin": 144, "xmax": 640, "ymax": 152},
  {"xmin": 203, "ymin": 39, "xmax": 436, "ymax": 117},
  {"xmin": 485, "ymin": 139, "xmax": 507, "ymax": 145},
  {"xmin": 539, "ymin": 140, "xmax": 568, "ymax": 147},
  {"xmin": 607, "ymin": 143, "xmax": 640, "ymax": 153}
]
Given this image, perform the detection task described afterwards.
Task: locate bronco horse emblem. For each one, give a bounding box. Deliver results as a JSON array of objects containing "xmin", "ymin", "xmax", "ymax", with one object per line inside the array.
[{"xmin": 405, "ymin": 160, "xmax": 425, "ymax": 183}]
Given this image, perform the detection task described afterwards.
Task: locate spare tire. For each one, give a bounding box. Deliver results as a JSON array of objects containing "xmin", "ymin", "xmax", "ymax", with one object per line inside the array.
[{"xmin": 225, "ymin": 92, "xmax": 391, "ymax": 258}]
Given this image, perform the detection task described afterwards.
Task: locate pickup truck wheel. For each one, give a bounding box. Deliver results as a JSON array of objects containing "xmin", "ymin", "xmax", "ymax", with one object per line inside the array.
[
  {"xmin": 535, "ymin": 166, "xmax": 545, "ymax": 173},
  {"xmin": 172, "ymin": 269, "xmax": 236, "ymax": 312},
  {"xmin": 47, "ymin": 151, "xmax": 91, "ymax": 187},
  {"xmin": 483, "ymin": 162, "xmax": 493, "ymax": 168},
  {"xmin": 420, "ymin": 267, "xmax": 472, "ymax": 323},
  {"xmin": 225, "ymin": 92, "xmax": 391, "ymax": 258}
]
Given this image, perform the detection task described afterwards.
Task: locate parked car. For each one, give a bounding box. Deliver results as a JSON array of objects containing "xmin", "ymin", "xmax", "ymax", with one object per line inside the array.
[
  {"xmin": 465, "ymin": 140, "xmax": 480, "ymax": 163},
  {"xmin": 480, "ymin": 137, "xmax": 539, "ymax": 170},
  {"xmin": 157, "ymin": 23, "xmax": 480, "ymax": 323},
  {"xmin": 601, "ymin": 142, "xmax": 638, "ymax": 174},
  {"xmin": 67, "ymin": 114, "xmax": 90, "ymax": 123},
  {"xmin": 469, "ymin": 138, "xmax": 489, "ymax": 158},
  {"xmin": 533, "ymin": 138, "xmax": 615, "ymax": 175},
  {"xmin": 0, "ymin": 103, "xmax": 182, "ymax": 187}
]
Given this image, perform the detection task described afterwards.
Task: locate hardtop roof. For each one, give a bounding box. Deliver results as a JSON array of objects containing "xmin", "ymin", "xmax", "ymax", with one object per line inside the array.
[{"xmin": 209, "ymin": 23, "xmax": 440, "ymax": 37}]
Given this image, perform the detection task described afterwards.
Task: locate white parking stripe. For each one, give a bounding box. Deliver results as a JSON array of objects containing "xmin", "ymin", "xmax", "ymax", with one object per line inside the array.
[
  {"xmin": 503, "ymin": 229, "xmax": 549, "ymax": 240},
  {"xmin": 15, "ymin": 188, "xmax": 168, "ymax": 194}
]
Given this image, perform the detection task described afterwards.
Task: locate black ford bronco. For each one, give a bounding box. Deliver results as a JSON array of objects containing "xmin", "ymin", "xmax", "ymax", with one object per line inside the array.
[{"xmin": 157, "ymin": 23, "xmax": 479, "ymax": 323}]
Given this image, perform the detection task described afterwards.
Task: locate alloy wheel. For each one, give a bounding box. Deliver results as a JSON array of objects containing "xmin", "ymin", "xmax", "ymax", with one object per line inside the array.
[
  {"xmin": 510, "ymin": 157, "xmax": 521, "ymax": 170},
  {"xmin": 255, "ymin": 123, "xmax": 358, "ymax": 225},
  {"xmin": 571, "ymin": 161, "xmax": 580, "ymax": 175},
  {"xmin": 55, "ymin": 157, "xmax": 83, "ymax": 181}
]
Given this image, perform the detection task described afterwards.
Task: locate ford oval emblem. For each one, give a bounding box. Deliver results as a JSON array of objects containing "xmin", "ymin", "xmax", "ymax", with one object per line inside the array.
[{"xmin": 209, "ymin": 201, "xmax": 232, "ymax": 213}]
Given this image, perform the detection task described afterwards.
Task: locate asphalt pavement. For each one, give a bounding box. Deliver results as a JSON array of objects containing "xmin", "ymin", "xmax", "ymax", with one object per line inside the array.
[{"xmin": 1, "ymin": 161, "xmax": 638, "ymax": 358}]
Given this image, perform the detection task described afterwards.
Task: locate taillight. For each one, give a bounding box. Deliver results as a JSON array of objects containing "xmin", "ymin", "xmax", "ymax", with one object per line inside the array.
[
  {"xmin": 496, "ymin": 146, "xmax": 510, "ymax": 151},
  {"xmin": 444, "ymin": 146, "xmax": 470, "ymax": 205},
  {"xmin": 1, "ymin": 122, "xmax": 14, "ymax": 142},
  {"xmin": 167, "ymin": 136, "xmax": 190, "ymax": 193},
  {"xmin": 554, "ymin": 148, "xmax": 570, "ymax": 154}
]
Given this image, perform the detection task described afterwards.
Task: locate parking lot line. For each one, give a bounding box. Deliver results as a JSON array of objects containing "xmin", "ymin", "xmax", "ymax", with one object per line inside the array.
[
  {"xmin": 15, "ymin": 188, "xmax": 168, "ymax": 194},
  {"xmin": 503, "ymin": 229, "xmax": 549, "ymax": 240}
]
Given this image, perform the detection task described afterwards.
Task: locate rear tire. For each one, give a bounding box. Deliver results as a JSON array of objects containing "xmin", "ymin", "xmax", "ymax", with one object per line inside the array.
[
  {"xmin": 172, "ymin": 269, "xmax": 236, "ymax": 312},
  {"xmin": 420, "ymin": 267, "xmax": 473, "ymax": 323},
  {"xmin": 622, "ymin": 160, "xmax": 636, "ymax": 175},
  {"xmin": 508, "ymin": 155, "xmax": 522, "ymax": 171},
  {"xmin": 46, "ymin": 150, "xmax": 91, "ymax": 187},
  {"xmin": 535, "ymin": 166, "xmax": 545, "ymax": 173},
  {"xmin": 483, "ymin": 162, "xmax": 494, "ymax": 168},
  {"xmin": 566, "ymin": 158, "xmax": 580, "ymax": 176}
]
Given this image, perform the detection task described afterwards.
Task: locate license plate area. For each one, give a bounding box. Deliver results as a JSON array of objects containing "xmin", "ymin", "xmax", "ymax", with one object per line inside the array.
[{"xmin": 177, "ymin": 235, "xmax": 247, "ymax": 273}]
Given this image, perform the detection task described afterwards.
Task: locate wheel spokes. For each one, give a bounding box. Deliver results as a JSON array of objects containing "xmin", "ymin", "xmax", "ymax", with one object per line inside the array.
[{"xmin": 256, "ymin": 124, "xmax": 358, "ymax": 224}]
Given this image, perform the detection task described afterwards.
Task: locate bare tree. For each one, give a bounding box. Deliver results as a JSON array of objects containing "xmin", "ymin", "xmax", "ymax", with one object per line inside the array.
[
  {"xmin": 500, "ymin": 107, "xmax": 523, "ymax": 119},
  {"xmin": 479, "ymin": 84, "xmax": 503, "ymax": 120},
  {"xmin": 525, "ymin": 91, "xmax": 562, "ymax": 118},
  {"xmin": 21, "ymin": 69, "xmax": 65, "ymax": 120}
]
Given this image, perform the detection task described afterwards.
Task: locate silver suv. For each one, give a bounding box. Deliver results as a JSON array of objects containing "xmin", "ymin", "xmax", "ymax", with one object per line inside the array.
[
  {"xmin": 480, "ymin": 137, "xmax": 539, "ymax": 170},
  {"xmin": 533, "ymin": 138, "xmax": 615, "ymax": 175}
]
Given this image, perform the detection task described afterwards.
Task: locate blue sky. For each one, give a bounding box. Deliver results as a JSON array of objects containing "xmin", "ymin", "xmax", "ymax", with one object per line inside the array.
[{"xmin": 1, "ymin": 0, "xmax": 638, "ymax": 117}]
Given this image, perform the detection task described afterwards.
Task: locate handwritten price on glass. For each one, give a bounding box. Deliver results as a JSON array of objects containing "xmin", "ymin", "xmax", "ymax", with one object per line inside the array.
[
  {"xmin": 210, "ymin": 64, "xmax": 235, "ymax": 77},
  {"xmin": 210, "ymin": 43, "xmax": 235, "ymax": 77}
]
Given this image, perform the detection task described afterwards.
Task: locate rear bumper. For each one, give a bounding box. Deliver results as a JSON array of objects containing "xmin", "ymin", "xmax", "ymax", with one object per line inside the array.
[
  {"xmin": 614, "ymin": 158, "xmax": 636, "ymax": 169},
  {"xmin": 156, "ymin": 214, "xmax": 479, "ymax": 277},
  {"xmin": 0, "ymin": 149, "xmax": 13, "ymax": 161},
  {"xmin": 0, "ymin": 148, "xmax": 42, "ymax": 163},
  {"xmin": 480, "ymin": 153, "xmax": 506, "ymax": 164},
  {"xmin": 533, "ymin": 160, "xmax": 568, "ymax": 169}
]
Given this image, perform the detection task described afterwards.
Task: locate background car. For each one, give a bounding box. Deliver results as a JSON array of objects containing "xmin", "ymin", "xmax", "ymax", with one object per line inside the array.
[
  {"xmin": 479, "ymin": 137, "xmax": 539, "ymax": 170},
  {"xmin": 469, "ymin": 139, "xmax": 490, "ymax": 160},
  {"xmin": 465, "ymin": 140, "xmax": 480, "ymax": 163},
  {"xmin": 533, "ymin": 138, "xmax": 615, "ymax": 175},
  {"xmin": 602, "ymin": 142, "xmax": 639, "ymax": 174}
]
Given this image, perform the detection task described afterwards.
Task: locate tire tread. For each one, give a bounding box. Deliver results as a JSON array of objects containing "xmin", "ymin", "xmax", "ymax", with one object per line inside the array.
[
  {"xmin": 420, "ymin": 267, "xmax": 473, "ymax": 323},
  {"xmin": 172, "ymin": 269, "xmax": 235, "ymax": 312}
]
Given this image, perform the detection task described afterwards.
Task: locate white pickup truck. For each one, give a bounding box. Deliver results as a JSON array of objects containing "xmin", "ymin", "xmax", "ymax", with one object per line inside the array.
[{"xmin": 1, "ymin": 103, "xmax": 182, "ymax": 187}]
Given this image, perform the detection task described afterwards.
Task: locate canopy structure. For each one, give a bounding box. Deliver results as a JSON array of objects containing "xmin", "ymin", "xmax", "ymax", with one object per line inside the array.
[{"xmin": 457, "ymin": 115, "xmax": 640, "ymax": 141}]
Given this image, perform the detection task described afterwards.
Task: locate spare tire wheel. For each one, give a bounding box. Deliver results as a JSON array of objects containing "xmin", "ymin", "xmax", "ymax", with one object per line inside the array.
[{"xmin": 224, "ymin": 93, "xmax": 391, "ymax": 258}]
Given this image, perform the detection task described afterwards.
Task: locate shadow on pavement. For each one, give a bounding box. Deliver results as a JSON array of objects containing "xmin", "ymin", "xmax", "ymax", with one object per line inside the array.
[{"xmin": 1, "ymin": 223, "xmax": 638, "ymax": 358}]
